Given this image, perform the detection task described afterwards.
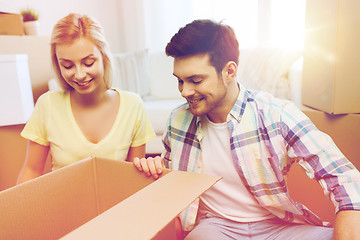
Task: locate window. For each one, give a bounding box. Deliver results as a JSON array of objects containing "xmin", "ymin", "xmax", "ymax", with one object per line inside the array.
[
  {"xmin": 144, "ymin": 0, "xmax": 306, "ymax": 51},
  {"xmin": 269, "ymin": 0, "xmax": 306, "ymax": 49}
]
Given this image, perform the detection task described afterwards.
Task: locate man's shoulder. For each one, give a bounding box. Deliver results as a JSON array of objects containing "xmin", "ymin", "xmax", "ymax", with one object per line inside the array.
[
  {"xmin": 246, "ymin": 90, "xmax": 304, "ymax": 125},
  {"xmin": 248, "ymin": 90, "xmax": 293, "ymax": 112}
]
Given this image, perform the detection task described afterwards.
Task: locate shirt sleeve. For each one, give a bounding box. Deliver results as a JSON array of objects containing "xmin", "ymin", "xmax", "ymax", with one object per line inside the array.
[
  {"xmin": 280, "ymin": 102, "xmax": 360, "ymax": 213},
  {"xmin": 130, "ymin": 96, "xmax": 155, "ymax": 147},
  {"xmin": 20, "ymin": 93, "xmax": 49, "ymax": 146}
]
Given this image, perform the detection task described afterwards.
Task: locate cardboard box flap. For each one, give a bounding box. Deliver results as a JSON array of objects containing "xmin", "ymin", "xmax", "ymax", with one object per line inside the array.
[
  {"xmin": 61, "ymin": 170, "xmax": 220, "ymax": 239},
  {"xmin": 0, "ymin": 158, "xmax": 99, "ymax": 240},
  {"xmin": 0, "ymin": 157, "xmax": 168, "ymax": 239},
  {"xmin": 93, "ymin": 157, "xmax": 171, "ymax": 213}
]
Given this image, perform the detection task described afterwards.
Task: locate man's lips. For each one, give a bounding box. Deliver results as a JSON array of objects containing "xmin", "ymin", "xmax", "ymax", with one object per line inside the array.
[{"xmin": 188, "ymin": 97, "xmax": 204, "ymax": 104}]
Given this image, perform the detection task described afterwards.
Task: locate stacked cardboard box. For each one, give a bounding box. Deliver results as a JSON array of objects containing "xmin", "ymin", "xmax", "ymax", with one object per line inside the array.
[
  {"xmin": 0, "ymin": 12, "xmax": 23, "ymax": 36},
  {"xmin": 303, "ymin": 0, "xmax": 360, "ymax": 114}
]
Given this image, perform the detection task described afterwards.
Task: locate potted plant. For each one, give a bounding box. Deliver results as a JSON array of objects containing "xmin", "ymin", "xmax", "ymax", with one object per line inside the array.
[{"xmin": 21, "ymin": 8, "xmax": 40, "ymax": 35}]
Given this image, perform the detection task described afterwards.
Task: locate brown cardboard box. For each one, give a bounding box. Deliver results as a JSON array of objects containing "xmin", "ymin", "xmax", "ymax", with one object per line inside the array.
[
  {"xmin": 0, "ymin": 12, "xmax": 24, "ymax": 36},
  {"xmin": 302, "ymin": 0, "xmax": 360, "ymax": 114},
  {"xmin": 0, "ymin": 157, "xmax": 220, "ymax": 239}
]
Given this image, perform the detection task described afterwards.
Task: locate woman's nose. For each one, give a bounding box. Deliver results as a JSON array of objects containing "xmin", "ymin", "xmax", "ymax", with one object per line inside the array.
[{"xmin": 74, "ymin": 66, "xmax": 86, "ymax": 80}]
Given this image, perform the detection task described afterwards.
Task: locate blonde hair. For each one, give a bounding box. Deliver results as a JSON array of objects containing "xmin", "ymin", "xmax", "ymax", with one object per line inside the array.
[{"xmin": 50, "ymin": 13, "xmax": 113, "ymax": 90}]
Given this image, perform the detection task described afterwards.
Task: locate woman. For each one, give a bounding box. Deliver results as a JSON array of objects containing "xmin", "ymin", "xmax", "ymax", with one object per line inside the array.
[{"xmin": 17, "ymin": 13, "xmax": 155, "ymax": 183}]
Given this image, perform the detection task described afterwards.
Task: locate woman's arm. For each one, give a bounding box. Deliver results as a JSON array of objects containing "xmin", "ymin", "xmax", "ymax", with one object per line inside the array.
[
  {"xmin": 17, "ymin": 140, "xmax": 50, "ymax": 184},
  {"xmin": 126, "ymin": 144, "xmax": 146, "ymax": 162}
]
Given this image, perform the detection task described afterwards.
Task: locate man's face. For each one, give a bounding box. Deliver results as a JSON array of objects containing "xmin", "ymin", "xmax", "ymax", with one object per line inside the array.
[{"xmin": 173, "ymin": 54, "xmax": 228, "ymax": 120}]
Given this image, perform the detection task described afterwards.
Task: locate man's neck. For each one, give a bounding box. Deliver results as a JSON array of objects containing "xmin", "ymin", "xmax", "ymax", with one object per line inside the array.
[{"xmin": 207, "ymin": 81, "xmax": 240, "ymax": 123}]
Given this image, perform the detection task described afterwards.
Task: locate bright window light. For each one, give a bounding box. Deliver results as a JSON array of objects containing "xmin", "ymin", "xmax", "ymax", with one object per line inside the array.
[
  {"xmin": 192, "ymin": 0, "xmax": 258, "ymax": 48},
  {"xmin": 270, "ymin": 0, "xmax": 306, "ymax": 49},
  {"xmin": 144, "ymin": 0, "xmax": 306, "ymax": 51}
]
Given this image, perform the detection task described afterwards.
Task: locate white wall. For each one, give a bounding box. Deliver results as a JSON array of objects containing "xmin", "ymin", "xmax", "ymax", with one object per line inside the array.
[
  {"xmin": 0, "ymin": 0, "xmax": 123, "ymax": 52},
  {"xmin": 144, "ymin": 0, "xmax": 195, "ymax": 53}
]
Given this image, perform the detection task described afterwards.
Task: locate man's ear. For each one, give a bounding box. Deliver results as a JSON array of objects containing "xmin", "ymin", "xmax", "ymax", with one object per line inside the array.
[{"xmin": 222, "ymin": 61, "xmax": 237, "ymax": 82}]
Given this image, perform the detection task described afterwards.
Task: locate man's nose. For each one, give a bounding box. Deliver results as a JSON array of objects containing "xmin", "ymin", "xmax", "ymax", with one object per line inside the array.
[{"xmin": 180, "ymin": 82, "xmax": 195, "ymax": 98}]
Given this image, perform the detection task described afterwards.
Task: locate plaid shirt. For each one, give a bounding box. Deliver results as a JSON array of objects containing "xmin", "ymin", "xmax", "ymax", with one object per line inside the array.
[{"xmin": 161, "ymin": 85, "xmax": 360, "ymax": 232}]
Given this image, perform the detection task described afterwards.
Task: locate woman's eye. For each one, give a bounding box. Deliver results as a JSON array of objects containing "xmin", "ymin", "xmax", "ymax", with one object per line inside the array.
[
  {"xmin": 84, "ymin": 59, "xmax": 95, "ymax": 67},
  {"xmin": 62, "ymin": 64, "xmax": 73, "ymax": 69}
]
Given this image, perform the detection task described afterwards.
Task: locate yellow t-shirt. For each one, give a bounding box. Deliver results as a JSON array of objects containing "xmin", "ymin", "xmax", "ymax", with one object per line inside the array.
[{"xmin": 21, "ymin": 89, "xmax": 155, "ymax": 170}]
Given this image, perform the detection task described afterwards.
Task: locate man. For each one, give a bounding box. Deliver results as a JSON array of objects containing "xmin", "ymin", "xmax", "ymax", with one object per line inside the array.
[{"xmin": 134, "ymin": 19, "xmax": 360, "ymax": 240}]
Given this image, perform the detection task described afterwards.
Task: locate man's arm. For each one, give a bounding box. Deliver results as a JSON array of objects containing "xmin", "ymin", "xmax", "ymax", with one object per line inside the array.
[
  {"xmin": 334, "ymin": 210, "xmax": 360, "ymax": 240},
  {"xmin": 133, "ymin": 156, "xmax": 164, "ymax": 179}
]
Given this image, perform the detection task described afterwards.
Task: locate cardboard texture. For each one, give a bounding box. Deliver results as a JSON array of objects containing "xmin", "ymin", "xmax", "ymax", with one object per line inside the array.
[
  {"xmin": 0, "ymin": 12, "xmax": 23, "ymax": 36},
  {"xmin": 0, "ymin": 157, "xmax": 220, "ymax": 240},
  {"xmin": 302, "ymin": 0, "xmax": 360, "ymax": 114}
]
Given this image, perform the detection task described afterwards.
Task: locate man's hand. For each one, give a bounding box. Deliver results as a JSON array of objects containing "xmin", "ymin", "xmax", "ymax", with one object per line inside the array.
[{"xmin": 133, "ymin": 156, "xmax": 164, "ymax": 179}]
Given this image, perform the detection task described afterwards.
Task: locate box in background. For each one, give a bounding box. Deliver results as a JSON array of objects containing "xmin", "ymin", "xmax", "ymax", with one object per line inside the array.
[
  {"xmin": 0, "ymin": 12, "xmax": 23, "ymax": 36},
  {"xmin": 302, "ymin": 0, "xmax": 360, "ymax": 114},
  {"xmin": 0, "ymin": 54, "xmax": 34, "ymax": 126},
  {"xmin": 0, "ymin": 36, "xmax": 53, "ymax": 103},
  {"xmin": 0, "ymin": 157, "xmax": 220, "ymax": 240}
]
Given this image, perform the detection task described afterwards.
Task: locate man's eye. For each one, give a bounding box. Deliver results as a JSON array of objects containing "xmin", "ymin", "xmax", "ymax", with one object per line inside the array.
[
  {"xmin": 178, "ymin": 79, "xmax": 183, "ymax": 85},
  {"xmin": 192, "ymin": 78, "xmax": 202, "ymax": 84}
]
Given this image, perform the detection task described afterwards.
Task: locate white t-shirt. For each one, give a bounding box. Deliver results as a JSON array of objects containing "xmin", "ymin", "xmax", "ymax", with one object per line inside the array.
[{"xmin": 200, "ymin": 115, "xmax": 273, "ymax": 222}]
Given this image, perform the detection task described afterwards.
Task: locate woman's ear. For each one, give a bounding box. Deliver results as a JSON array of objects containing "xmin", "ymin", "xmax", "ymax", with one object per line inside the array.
[{"xmin": 222, "ymin": 61, "xmax": 237, "ymax": 82}]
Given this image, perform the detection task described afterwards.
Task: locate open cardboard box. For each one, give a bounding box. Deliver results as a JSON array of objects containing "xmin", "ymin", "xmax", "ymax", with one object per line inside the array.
[{"xmin": 0, "ymin": 157, "xmax": 220, "ymax": 239}]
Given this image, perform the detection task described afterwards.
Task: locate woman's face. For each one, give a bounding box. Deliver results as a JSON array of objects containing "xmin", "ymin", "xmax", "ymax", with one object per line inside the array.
[{"xmin": 55, "ymin": 37, "xmax": 105, "ymax": 94}]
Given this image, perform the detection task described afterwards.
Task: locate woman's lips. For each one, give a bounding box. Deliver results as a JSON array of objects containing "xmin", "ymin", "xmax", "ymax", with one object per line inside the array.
[{"xmin": 74, "ymin": 79, "xmax": 92, "ymax": 87}]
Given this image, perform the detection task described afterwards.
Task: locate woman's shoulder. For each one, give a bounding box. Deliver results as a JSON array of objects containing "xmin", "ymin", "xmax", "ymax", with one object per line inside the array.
[
  {"xmin": 114, "ymin": 88, "xmax": 142, "ymax": 104},
  {"xmin": 36, "ymin": 90, "xmax": 67, "ymax": 104},
  {"xmin": 40, "ymin": 90, "xmax": 67, "ymax": 98}
]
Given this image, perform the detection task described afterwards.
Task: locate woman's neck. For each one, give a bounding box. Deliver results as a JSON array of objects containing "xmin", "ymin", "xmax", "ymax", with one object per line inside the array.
[{"xmin": 70, "ymin": 86, "xmax": 110, "ymax": 108}]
